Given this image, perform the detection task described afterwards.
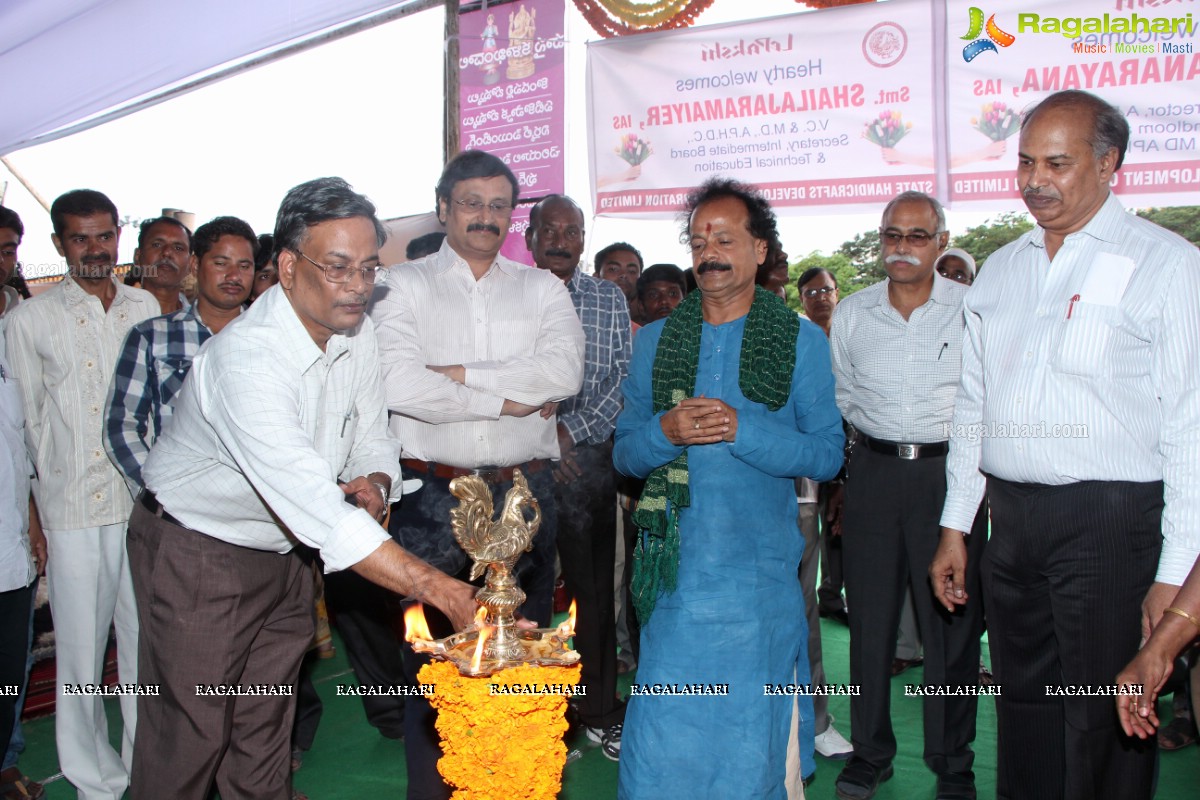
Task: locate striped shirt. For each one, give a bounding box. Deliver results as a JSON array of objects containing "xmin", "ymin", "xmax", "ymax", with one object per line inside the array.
[
  {"xmin": 142, "ymin": 285, "xmax": 397, "ymax": 572},
  {"xmin": 104, "ymin": 303, "xmax": 234, "ymax": 496},
  {"xmin": 940, "ymin": 194, "xmax": 1200, "ymax": 585},
  {"xmin": 830, "ymin": 273, "xmax": 968, "ymax": 443},
  {"xmin": 369, "ymin": 241, "xmax": 584, "ymax": 467},
  {"xmin": 4, "ymin": 277, "xmax": 159, "ymax": 530},
  {"xmin": 559, "ymin": 269, "xmax": 631, "ymax": 446}
]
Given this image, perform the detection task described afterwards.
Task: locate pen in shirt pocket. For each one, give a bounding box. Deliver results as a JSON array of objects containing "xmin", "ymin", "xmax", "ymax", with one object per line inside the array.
[
  {"xmin": 938, "ymin": 342, "xmax": 948, "ymax": 360},
  {"xmin": 341, "ymin": 409, "xmax": 352, "ymax": 437},
  {"xmin": 1067, "ymin": 294, "xmax": 1081, "ymax": 320}
]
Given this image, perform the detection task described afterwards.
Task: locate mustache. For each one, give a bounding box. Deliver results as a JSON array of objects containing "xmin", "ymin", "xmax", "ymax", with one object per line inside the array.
[
  {"xmin": 219, "ymin": 282, "xmax": 245, "ymax": 291},
  {"xmin": 334, "ymin": 294, "xmax": 369, "ymax": 307},
  {"xmin": 885, "ymin": 253, "xmax": 922, "ymax": 266},
  {"xmin": 545, "ymin": 248, "xmax": 573, "ymax": 259},
  {"xmin": 1023, "ymin": 188, "xmax": 1060, "ymax": 201},
  {"xmin": 82, "ymin": 254, "xmax": 112, "ymax": 264},
  {"xmin": 696, "ymin": 262, "xmax": 733, "ymax": 274},
  {"xmin": 467, "ymin": 222, "xmax": 502, "ymax": 235}
]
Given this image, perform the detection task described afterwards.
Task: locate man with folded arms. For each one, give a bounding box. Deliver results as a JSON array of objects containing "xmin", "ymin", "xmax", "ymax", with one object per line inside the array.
[{"xmin": 369, "ymin": 150, "xmax": 583, "ymax": 800}]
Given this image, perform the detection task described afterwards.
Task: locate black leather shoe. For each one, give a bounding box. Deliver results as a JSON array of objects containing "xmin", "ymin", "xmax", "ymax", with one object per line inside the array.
[
  {"xmin": 890, "ymin": 656, "xmax": 924, "ymax": 676},
  {"xmin": 936, "ymin": 771, "xmax": 977, "ymax": 800},
  {"xmin": 820, "ymin": 606, "xmax": 850, "ymax": 626},
  {"xmin": 835, "ymin": 757, "xmax": 894, "ymax": 800}
]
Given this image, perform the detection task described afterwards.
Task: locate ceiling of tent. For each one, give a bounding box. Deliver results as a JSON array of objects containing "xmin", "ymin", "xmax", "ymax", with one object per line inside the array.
[{"xmin": 0, "ymin": 0, "xmax": 435, "ymax": 156}]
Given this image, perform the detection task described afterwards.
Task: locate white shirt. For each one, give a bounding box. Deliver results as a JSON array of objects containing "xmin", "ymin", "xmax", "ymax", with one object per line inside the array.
[
  {"xmin": 831, "ymin": 273, "xmax": 968, "ymax": 443},
  {"xmin": 4, "ymin": 277, "xmax": 159, "ymax": 530},
  {"xmin": 369, "ymin": 242, "xmax": 584, "ymax": 467},
  {"xmin": 0, "ymin": 326, "xmax": 36, "ymax": 592},
  {"xmin": 142, "ymin": 285, "xmax": 399, "ymax": 573},
  {"xmin": 941, "ymin": 194, "xmax": 1200, "ymax": 585},
  {"xmin": 0, "ymin": 285, "xmax": 20, "ymax": 325}
]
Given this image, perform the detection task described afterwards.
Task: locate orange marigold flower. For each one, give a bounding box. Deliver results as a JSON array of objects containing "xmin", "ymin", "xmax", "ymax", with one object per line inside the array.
[{"xmin": 419, "ymin": 661, "xmax": 582, "ymax": 799}]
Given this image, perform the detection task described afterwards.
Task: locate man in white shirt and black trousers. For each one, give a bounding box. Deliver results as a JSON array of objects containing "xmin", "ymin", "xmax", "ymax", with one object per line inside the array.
[
  {"xmin": 127, "ymin": 178, "xmax": 478, "ymax": 800},
  {"xmin": 830, "ymin": 191, "xmax": 986, "ymax": 800},
  {"xmin": 932, "ymin": 89, "xmax": 1200, "ymax": 800},
  {"xmin": 368, "ymin": 150, "xmax": 584, "ymax": 800}
]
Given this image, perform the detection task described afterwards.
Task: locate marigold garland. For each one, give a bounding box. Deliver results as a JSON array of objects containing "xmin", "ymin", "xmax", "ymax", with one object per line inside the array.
[
  {"xmin": 420, "ymin": 661, "xmax": 582, "ymax": 800},
  {"xmin": 572, "ymin": 0, "xmax": 715, "ymax": 38}
]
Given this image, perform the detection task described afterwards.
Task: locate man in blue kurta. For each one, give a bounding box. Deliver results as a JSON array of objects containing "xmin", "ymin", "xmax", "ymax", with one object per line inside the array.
[{"xmin": 614, "ymin": 178, "xmax": 844, "ymax": 798}]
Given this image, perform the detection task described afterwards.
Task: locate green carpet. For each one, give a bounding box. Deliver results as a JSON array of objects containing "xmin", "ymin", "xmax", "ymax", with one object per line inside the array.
[{"xmin": 15, "ymin": 622, "xmax": 1199, "ymax": 798}]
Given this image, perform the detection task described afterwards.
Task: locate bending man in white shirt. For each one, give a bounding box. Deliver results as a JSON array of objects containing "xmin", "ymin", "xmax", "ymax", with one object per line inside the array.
[{"xmin": 128, "ymin": 178, "xmax": 477, "ymax": 800}]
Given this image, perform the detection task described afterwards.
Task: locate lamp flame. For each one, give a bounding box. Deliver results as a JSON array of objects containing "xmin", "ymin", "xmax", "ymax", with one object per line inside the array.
[
  {"xmin": 404, "ymin": 603, "xmax": 432, "ymax": 643},
  {"xmin": 471, "ymin": 625, "xmax": 493, "ymax": 673},
  {"xmin": 473, "ymin": 606, "xmax": 488, "ymax": 628},
  {"xmin": 556, "ymin": 599, "xmax": 577, "ymax": 640}
]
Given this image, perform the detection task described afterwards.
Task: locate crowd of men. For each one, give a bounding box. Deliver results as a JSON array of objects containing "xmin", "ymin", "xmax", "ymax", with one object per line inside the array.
[{"xmin": 0, "ymin": 87, "xmax": 1197, "ymax": 800}]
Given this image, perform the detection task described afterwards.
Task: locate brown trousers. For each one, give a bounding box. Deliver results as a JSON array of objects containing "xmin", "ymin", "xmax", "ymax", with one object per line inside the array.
[{"xmin": 127, "ymin": 503, "xmax": 313, "ymax": 800}]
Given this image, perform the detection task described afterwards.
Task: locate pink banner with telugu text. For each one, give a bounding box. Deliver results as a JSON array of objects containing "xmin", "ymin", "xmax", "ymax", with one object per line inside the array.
[{"xmin": 458, "ymin": 0, "xmax": 566, "ymax": 264}]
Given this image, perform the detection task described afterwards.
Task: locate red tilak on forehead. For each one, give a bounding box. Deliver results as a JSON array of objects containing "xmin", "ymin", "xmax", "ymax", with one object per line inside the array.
[{"xmin": 705, "ymin": 222, "xmax": 712, "ymax": 234}]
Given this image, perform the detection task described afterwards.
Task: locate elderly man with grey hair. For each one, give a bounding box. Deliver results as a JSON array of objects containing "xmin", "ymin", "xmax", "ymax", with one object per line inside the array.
[{"xmin": 831, "ymin": 190, "xmax": 987, "ymax": 800}]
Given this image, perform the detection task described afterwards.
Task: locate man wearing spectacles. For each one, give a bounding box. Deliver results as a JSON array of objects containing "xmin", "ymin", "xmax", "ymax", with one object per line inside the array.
[
  {"xmin": 369, "ymin": 150, "xmax": 584, "ymax": 800},
  {"xmin": 830, "ymin": 191, "xmax": 986, "ymax": 800},
  {"xmin": 125, "ymin": 178, "xmax": 478, "ymax": 800}
]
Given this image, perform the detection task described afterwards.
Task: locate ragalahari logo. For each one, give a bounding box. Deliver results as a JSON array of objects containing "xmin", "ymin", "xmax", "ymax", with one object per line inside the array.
[{"xmin": 961, "ymin": 7, "xmax": 1015, "ymax": 62}]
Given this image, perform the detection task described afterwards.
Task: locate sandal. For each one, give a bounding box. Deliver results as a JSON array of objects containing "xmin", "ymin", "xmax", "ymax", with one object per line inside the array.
[
  {"xmin": 0, "ymin": 766, "xmax": 45, "ymax": 800},
  {"xmin": 1157, "ymin": 715, "xmax": 1197, "ymax": 751}
]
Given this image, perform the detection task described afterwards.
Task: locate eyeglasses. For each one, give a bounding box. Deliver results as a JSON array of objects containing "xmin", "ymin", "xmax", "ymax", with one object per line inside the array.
[
  {"xmin": 802, "ymin": 286, "xmax": 837, "ymax": 299},
  {"xmin": 880, "ymin": 230, "xmax": 943, "ymax": 248},
  {"xmin": 296, "ymin": 251, "xmax": 384, "ymax": 285},
  {"xmin": 452, "ymin": 198, "xmax": 514, "ymax": 215}
]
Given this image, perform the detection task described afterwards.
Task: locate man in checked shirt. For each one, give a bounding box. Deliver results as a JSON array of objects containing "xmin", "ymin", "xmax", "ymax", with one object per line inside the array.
[
  {"xmin": 104, "ymin": 216, "xmax": 256, "ymax": 494},
  {"xmin": 526, "ymin": 194, "xmax": 631, "ymax": 760}
]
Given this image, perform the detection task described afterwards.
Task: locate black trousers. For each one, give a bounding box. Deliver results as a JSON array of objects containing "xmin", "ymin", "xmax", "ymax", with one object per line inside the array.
[
  {"xmin": 323, "ymin": 569, "xmax": 408, "ymax": 738},
  {"xmin": 391, "ymin": 470, "xmax": 557, "ymax": 800},
  {"xmin": 984, "ymin": 477, "xmax": 1161, "ymax": 800},
  {"xmin": 842, "ymin": 446, "xmax": 986, "ymax": 776},
  {"xmin": 817, "ymin": 483, "xmax": 847, "ymax": 615},
  {"xmin": 554, "ymin": 440, "xmax": 624, "ymax": 729},
  {"xmin": 0, "ymin": 580, "xmax": 34, "ymax": 760}
]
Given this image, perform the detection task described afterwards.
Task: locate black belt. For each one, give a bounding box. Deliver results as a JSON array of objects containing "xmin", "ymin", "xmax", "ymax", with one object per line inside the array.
[
  {"xmin": 139, "ymin": 490, "xmax": 187, "ymax": 528},
  {"xmin": 860, "ymin": 435, "xmax": 949, "ymax": 460}
]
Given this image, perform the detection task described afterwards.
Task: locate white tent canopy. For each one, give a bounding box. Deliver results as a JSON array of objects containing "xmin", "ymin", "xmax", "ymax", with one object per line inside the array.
[{"xmin": 0, "ymin": 0, "xmax": 436, "ymax": 156}]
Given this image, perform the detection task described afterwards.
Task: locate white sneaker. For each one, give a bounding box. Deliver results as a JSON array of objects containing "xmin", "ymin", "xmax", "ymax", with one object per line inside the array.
[
  {"xmin": 814, "ymin": 720, "xmax": 853, "ymax": 760},
  {"xmin": 585, "ymin": 723, "xmax": 622, "ymax": 761}
]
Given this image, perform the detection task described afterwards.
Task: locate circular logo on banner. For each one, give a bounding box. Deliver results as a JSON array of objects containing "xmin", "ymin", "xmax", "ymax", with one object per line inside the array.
[{"xmin": 862, "ymin": 22, "xmax": 908, "ymax": 68}]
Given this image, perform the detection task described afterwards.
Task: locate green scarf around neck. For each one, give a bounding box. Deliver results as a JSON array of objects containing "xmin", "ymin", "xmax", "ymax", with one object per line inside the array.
[{"xmin": 631, "ymin": 286, "xmax": 800, "ymax": 622}]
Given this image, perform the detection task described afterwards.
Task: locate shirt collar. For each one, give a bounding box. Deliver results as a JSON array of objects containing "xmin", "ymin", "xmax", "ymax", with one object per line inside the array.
[
  {"xmin": 434, "ymin": 239, "xmax": 524, "ymax": 280},
  {"xmin": 185, "ymin": 301, "xmax": 241, "ymax": 333},
  {"xmin": 873, "ymin": 270, "xmax": 959, "ymax": 309},
  {"xmin": 565, "ymin": 267, "xmax": 584, "ymax": 294},
  {"xmin": 58, "ymin": 275, "xmax": 128, "ymax": 308},
  {"xmin": 257, "ymin": 281, "xmax": 350, "ymax": 373},
  {"xmin": 1017, "ymin": 191, "xmax": 1125, "ymax": 252}
]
